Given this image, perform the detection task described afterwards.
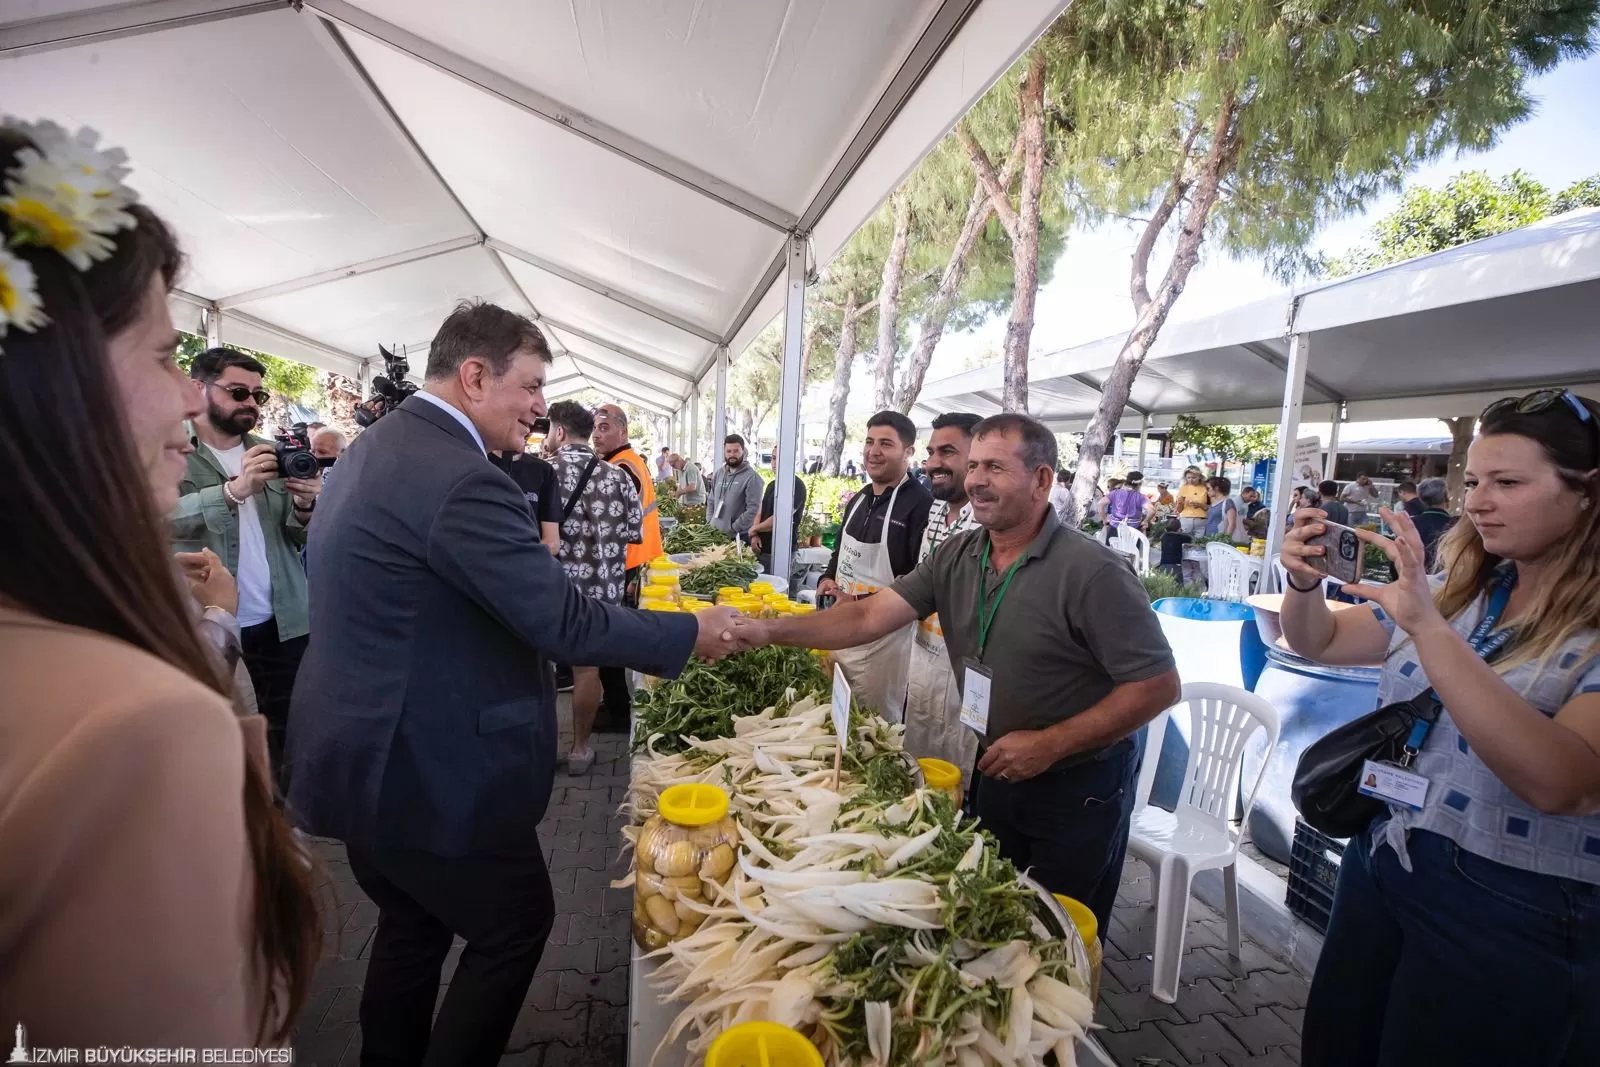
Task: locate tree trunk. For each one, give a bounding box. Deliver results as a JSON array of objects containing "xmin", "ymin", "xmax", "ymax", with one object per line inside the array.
[
  {"xmin": 824, "ymin": 291, "xmax": 861, "ymax": 475},
  {"xmin": 1444, "ymin": 415, "xmax": 1474, "ymax": 510},
  {"xmin": 895, "ymin": 134, "xmax": 1022, "ymax": 414},
  {"xmin": 999, "ymin": 50, "xmax": 1048, "ymax": 413},
  {"xmin": 873, "ymin": 190, "xmax": 912, "ymax": 413},
  {"xmin": 1067, "ymin": 98, "xmax": 1240, "ymax": 525}
]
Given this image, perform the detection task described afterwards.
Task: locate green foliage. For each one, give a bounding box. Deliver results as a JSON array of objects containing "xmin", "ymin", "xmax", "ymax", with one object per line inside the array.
[
  {"xmin": 1140, "ymin": 570, "xmax": 1205, "ymax": 602},
  {"xmin": 801, "ymin": 473, "xmax": 861, "ymax": 527},
  {"xmin": 1171, "ymin": 416, "xmax": 1278, "ymax": 461},
  {"xmin": 1326, "ymin": 169, "xmax": 1600, "ymax": 275},
  {"xmin": 1056, "ymin": 0, "xmax": 1598, "ymax": 279}
]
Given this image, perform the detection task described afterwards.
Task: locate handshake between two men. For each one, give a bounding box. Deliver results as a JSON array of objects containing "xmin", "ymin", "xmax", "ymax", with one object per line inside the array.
[{"xmin": 689, "ymin": 587, "xmax": 913, "ymax": 662}]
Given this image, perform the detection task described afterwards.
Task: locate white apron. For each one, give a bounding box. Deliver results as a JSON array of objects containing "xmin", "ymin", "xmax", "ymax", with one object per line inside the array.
[
  {"xmin": 831, "ymin": 478, "xmax": 914, "ymax": 722},
  {"xmin": 901, "ymin": 502, "xmax": 978, "ymax": 782}
]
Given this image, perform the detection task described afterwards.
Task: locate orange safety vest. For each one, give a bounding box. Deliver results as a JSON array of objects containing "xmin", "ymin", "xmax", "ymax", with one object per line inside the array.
[{"xmin": 607, "ymin": 445, "xmax": 663, "ymax": 569}]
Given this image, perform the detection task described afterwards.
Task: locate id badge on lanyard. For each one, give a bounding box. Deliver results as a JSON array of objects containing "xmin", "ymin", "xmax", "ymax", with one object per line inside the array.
[
  {"xmin": 1358, "ymin": 571, "xmax": 1515, "ymax": 808},
  {"xmin": 964, "ymin": 538, "xmax": 1024, "ymax": 736}
]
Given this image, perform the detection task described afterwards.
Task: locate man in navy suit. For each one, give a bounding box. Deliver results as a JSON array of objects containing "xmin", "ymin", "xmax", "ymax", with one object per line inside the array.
[{"xmin": 287, "ymin": 301, "xmax": 737, "ymax": 1066}]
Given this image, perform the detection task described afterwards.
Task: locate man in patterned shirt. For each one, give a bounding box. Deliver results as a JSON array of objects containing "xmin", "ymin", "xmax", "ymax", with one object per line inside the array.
[
  {"xmin": 903, "ymin": 412, "xmax": 984, "ymax": 781},
  {"xmin": 542, "ymin": 401, "xmax": 643, "ymax": 773}
]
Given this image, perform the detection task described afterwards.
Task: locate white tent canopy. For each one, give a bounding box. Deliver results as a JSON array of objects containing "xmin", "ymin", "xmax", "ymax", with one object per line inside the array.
[
  {"xmin": 913, "ymin": 207, "xmax": 1600, "ymax": 432},
  {"xmin": 0, "ymin": 0, "xmax": 1063, "ymax": 400},
  {"xmin": 1, "ymin": 0, "xmax": 1066, "ymax": 573}
]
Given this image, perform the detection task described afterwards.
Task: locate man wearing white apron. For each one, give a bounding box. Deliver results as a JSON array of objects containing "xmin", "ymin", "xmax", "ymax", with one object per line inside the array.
[
  {"xmin": 817, "ymin": 410, "xmax": 932, "ymax": 722},
  {"xmin": 903, "ymin": 413, "xmax": 983, "ymax": 781}
]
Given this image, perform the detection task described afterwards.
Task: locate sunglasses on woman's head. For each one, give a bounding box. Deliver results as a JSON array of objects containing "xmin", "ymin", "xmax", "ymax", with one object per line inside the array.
[
  {"xmin": 1482, "ymin": 388, "xmax": 1599, "ymax": 460},
  {"xmin": 213, "ymin": 383, "xmax": 271, "ymax": 405}
]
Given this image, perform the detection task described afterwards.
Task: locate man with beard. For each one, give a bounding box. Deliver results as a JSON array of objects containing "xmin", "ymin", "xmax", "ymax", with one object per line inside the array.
[
  {"xmin": 817, "ymin": 410, "xmax": 932, "ymax": 720},
  {"xmin": 728, "ymin": 414, "xmax": 1177, "ymax": 934},
  {"xmin": 172, "ymin": 347, "xmax": 320, "ymax": 786},
  {"xmin": 902, "ymin": 412, "xmax": 983, "ymax": 783}
]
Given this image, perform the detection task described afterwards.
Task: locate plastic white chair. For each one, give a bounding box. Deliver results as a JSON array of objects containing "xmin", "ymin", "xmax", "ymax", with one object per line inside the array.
[
  {"xmin": 1113, "ymin": 524, "xmax": 1152, "ymax": 575},
  {"xmin": 1128, "ymin": 683, "xmax": 1280, "ymax": 1003},
  {"xmin": 1205, "ymin": 543, "xmax": 1249, "ymax": 600}
]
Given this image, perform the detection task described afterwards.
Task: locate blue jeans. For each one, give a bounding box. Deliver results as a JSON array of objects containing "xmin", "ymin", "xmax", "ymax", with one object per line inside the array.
[
  {"xmin": 1303, "ymin": 823, "xmax": 1600, "ymax": 1067},
  {"xmin": 973, "ymin": 739, "xmax": 1137, "ymax": 936}
]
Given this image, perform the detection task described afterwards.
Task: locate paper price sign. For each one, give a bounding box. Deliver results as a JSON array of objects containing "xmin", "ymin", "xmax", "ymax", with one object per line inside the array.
[{"xmin": 831, "ymin": 664, "xmax": 852, "ymax": 748}]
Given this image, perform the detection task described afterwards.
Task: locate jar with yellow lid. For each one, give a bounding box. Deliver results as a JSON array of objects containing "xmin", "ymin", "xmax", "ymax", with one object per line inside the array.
[
  {"xmin": 634, "ymin": 784, "xmax": 739, "ymax": 950},
  {"xmin": 706, "ymin": 1021, "xmax": 823, "ymax": 1067},
  {"xmin": 749, "ymin": 580, "xmax": 775, "ymax": 596},
  {"xmin": 1053, "ymin": 894, "xmax": 1102, "ymax": 1002},
  {"xmin": 917, "ymin": 757, "xmax": 963, "ymax": 807}
]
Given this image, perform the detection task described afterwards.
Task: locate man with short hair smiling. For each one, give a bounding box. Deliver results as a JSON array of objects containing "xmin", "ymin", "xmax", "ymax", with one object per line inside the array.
[
  {"xmin": 708, "ymin": 433, "xmax": 764, "ymax": 538},
  {"xmin": 173, "ymin": 347, "xmax": 321, "ymax": 787},
  {"xmin": 286, "ymin": 300, "xmax": 738, "ymax": 1065},
  {"xmin": 902, "ymin": 411, "xmax": 983, "ymax": 780},
  {"xmin": 730, "ymin": 413, "xmax": 1178, "ymax": 933},
  {"xmin": 817, "ymin": 409, "xmax": 932, "ymax": 720}
]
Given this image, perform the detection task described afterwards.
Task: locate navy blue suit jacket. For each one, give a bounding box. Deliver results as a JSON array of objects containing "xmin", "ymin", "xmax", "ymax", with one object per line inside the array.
[{"xmin": 286, "ymin": 396, "xmax": 697, "ymax": 857}]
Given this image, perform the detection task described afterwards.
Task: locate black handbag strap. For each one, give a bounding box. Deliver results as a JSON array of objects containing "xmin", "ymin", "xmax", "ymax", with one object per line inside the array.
[
  {"xmin": 1396, "ymin": 570, "xmax": 1516, "ymax": 763},
  {"xmin": 562, "ymin": 453, "xmax": 601, "ymax": 522}
]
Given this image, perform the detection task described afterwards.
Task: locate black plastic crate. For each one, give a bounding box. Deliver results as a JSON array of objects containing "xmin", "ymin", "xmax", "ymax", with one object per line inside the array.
[{"xmin": 1286, "ymin": 820, "xmax": 1346, "ymax": 935}]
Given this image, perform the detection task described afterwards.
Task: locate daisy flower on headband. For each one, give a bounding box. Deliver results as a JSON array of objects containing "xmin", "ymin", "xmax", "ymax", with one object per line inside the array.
[
  {"xmin": 0, "ymin": 245, "xmax": 45, "ymax": 339},
  {"xmin": 1, "ymin": 118, "xmax": 137, "ymax": 271}
]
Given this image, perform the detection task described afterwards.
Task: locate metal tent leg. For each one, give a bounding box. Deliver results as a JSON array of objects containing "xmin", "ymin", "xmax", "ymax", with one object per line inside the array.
[
  {"xmin": 769, "ymin": 234, "xmax": 808, "ymax": 590},
  {"xmin": 1264, "ymin": 331, "xmax": 1311, "ymax": 590}
]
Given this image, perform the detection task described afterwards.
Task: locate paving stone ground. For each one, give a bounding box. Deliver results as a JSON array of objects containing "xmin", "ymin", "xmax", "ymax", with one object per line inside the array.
[{"xmin": 293, "ymin": 699, "xmax": 1311, "ymax": 1066}]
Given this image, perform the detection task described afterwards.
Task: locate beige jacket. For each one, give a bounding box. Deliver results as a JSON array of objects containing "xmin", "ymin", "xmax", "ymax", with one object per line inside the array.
[{"xmin": 0, "ymin": 605, "xmax": 269, "ymax": 1048}]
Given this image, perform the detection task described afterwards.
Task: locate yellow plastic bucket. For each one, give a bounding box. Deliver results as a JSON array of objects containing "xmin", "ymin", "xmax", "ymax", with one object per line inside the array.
[{"xmin": 705, "ymin": 1022, "xmax": 823, "ymax": 1067}]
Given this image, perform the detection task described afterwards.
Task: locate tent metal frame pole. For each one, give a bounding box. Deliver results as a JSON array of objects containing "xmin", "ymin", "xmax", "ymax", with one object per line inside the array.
[
  {"xmin": 1137, "ymin": 414, "xmax": 1150, "ymax": 469},
  {"xmin": 203, "ymin": 305, "xmax": 222, "ymax": 348},
  {"xmin": 712, "ymin": 346, "xmax": 729, "ymax": 467},
  {"xmin": 1323, "ymin": 404, "xmax": 1344, "ymax": 482},
  {"xmin": 770, "ymin": 233, "xmax": 808, "ymax": 591},
  {"xmin": 689, "ymin": 387, "xmax": 700, "ymax": 465},
  {"xmin": 0, "ymin": 0, "xmax": 277, "ymax": 57},
  {"xmin": 1264, "ymin": 330, "xmax": 1311, "ymax": 592},
  {"xmin": 302, "ymin": 0, "xmax": 794, "ymax": 233},
  {"xmin": 566, "ymin": 356, "xmax": 685, "ymax": 411}
]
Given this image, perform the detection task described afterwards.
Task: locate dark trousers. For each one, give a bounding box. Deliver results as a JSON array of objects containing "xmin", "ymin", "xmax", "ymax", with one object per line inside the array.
[
  {"xmin": 240, "ymin": 621, "xmax": 307, "ymax": 792},
  {"xmin": 347, "ymin": 844, "xmax": 556, "ymax": 1067},
  {"xmin": 974, "ymin": 739, "xmax": 1138, "ymax": 936},
  {"xmin": 596, "ymin": 566, "xmax": 641, "ymax": 730},
  {"xmin": 1303, "ymin": 824, "xmax": 1600, "ymax": 1067}
]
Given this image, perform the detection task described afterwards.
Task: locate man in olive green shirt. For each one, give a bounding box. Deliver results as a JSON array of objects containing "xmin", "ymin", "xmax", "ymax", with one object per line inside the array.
[
  {"xmin": 728, "ymin": 414, "xmax": 1178, "ymax": 931},
  {"xmin": 172, "ymin": 348, "xmax": 320, "ymax": 786}
]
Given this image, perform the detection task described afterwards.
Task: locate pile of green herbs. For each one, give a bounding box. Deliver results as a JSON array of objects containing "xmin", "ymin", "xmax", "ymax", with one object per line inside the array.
[
  {"xmin": 631, "ymin": 645, "xmax": 828, "ymax": 754},
  {"xmin": 680, "ymin": 556, "xmax": 759, "ymax": 595},
  {"xmin": 663, "ymin": 521, "xmax": 731, "ymax": 554}
]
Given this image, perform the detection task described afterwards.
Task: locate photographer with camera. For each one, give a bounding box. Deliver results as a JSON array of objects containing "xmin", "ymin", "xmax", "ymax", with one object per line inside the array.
[{"xmin": 172, "ymin": 347, "xmax": 319, "ymax": 789}]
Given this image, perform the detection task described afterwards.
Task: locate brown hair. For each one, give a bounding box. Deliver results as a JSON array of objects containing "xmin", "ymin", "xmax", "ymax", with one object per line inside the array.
[
  {"xmin": 1433, "ymin": 393, "xmax": 1600, "ymax": 672},
  {"xmin": 425, "ymin": 298, "xmax": 551, "ymax": 379},
  {"xmin": 0, "ymin": 129, "xmax": 320, "ymax": 1042}
]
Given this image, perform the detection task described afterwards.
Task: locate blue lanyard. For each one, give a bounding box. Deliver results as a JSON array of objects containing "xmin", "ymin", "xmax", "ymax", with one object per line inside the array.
[{"xmin": 1402, "ymin": 570, "xmax": 1516, "ymax": 758}]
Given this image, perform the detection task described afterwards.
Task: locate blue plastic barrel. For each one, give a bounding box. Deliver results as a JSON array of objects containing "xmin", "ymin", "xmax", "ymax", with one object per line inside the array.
[
  {"xmin": 1244, "ymin": 648, "xmax": 1380, "ymax": 864},
  {"xmin": 1143, "ymin": 598, "xmax": 1269, "ymax": 809}
]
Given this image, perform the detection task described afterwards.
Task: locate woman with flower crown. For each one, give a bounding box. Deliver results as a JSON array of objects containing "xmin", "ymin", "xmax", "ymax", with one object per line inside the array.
[{"xmin": 0, "ymin": 120, "xmax": 319, "ymax": 1047}]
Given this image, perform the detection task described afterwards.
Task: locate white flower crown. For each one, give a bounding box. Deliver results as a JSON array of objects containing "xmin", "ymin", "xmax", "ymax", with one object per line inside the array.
[{"xmin": 0, "ymin": 117, "xmax": 140, "ymax": 352}]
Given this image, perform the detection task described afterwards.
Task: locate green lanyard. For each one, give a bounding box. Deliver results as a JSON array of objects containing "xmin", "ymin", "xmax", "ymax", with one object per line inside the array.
[{"xmin": 976, "ymin": 537, "xmax": 1026, "ymax": 660}]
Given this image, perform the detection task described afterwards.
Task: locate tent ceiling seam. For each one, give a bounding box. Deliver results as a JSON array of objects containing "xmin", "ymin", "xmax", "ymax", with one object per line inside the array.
[
  {"xmin": 488, "ymin": 239, "xmax": 721, "ymax": 345},
  {"xmin": 302, "ymin": 0, "xmax": 796, "ymax": 233},
  {"xmin": 1067, "ymin": 372, "xmax": 1149, "ymax": 417},
  {"xmin": 0, "ymin": 0, "xmax": 281, "ymax": 58},
  {"xmin": 216, "ymin": 234, "xmax": 484, "ymax": 308},
  {"xmin": 568, "ymin": 354, "xmax": 686, "ymax": 407},
  {"xmin": 1241, "ymin": 341, "xmax": 1341, "ymax": 401}
]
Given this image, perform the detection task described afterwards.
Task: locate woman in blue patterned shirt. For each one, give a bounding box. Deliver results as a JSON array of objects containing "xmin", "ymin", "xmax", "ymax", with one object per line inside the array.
[{"xmin": 1279, "ymin": 390, "xmax": 1600, "ymax": 1067}]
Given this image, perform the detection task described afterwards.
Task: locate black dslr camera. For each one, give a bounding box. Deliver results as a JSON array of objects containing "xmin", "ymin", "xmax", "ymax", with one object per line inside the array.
[
  {"xmin": 355, "ymin": 344, "xmax": 419, "ymax": 427},
  {"xmin": 273, "ymin": 422, "xmax": 326, "ymax": 481}
]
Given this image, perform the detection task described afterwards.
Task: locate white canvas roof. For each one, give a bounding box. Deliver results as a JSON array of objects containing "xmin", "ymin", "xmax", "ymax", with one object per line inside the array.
[
  {"xmin": 913, "ymin": 207, "xmax": 1600, "ymax": 430},
  {"xmin": 0, "ymin": 0, "xmax": 1066, "ymax": 414}
]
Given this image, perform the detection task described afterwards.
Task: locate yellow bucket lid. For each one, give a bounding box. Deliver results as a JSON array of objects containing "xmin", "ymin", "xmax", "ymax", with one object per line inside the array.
[
  {"xmin": 792, "ymin": 603, "xmax": 816, "ymax": 614},
  {"xmin": 706, "ymin": 1022, "xmax": 823, "ymax": 1067},
  {"xmin": 749, "ymin": 581, "xmax": 775, "ymax": 594},
  {"xmin": 917, "ymin": 757, "xmax": 961, "ymax": 791},
  {"xmin": 657, "ymin": 783, "xmax": 729, "ymax": 826},
  {"xmin": 1053, "ymin": 893, "xmax": 1098, "ymax": 945}
]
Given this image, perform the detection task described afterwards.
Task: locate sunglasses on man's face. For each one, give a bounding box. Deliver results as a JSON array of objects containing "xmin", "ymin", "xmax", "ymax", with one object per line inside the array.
[{"xmin": 213, "ymin": 383, "xmax": 271, "ymax": 406}]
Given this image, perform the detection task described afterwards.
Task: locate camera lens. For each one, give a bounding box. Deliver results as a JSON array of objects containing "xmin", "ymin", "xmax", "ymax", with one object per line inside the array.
[{"xmin": 282, "ymin": 450, "xmax": 320, "ymax": 480}]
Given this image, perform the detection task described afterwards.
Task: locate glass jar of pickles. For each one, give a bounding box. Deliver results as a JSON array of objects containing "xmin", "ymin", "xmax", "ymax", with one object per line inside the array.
[{"xmin": 633, "ymin": 783, "xmax": 739, "ymax": 950}]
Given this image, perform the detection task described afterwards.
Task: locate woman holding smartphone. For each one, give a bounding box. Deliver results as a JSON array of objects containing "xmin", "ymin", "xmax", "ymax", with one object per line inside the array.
[{"xmin": 1278, "ymin": 390, "xmax": 1600, "ymax": 1066}]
